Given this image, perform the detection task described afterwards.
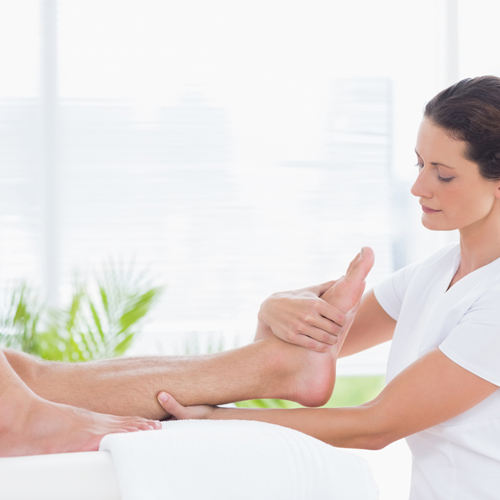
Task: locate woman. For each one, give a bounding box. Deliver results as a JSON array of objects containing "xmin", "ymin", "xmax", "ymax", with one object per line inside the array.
[{"xmin": 158, "ymin": 76, "xmax": 500, "ymax": 499}]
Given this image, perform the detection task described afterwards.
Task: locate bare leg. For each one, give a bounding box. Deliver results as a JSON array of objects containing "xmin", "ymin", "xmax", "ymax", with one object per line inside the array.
[
  {"xmin": 4, "ymin": 340, "xmax": 310, "ymax": 419},
  {"xmin": 0, "ymin": 350, "xmax": 160, "ymax": 457},
  {"xmin": 5, "ymin": 249, "xmax": 374, "ymax": 421}
]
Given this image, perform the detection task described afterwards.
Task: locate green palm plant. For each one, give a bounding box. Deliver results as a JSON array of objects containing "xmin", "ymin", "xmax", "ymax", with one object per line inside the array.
[
  {"xmin": 0, "ymin": 262, "xmax": 163, "ymax": 362},
  {"xmin": 0, "ymin": 283, "xmax": 43, "ymax": 354}
]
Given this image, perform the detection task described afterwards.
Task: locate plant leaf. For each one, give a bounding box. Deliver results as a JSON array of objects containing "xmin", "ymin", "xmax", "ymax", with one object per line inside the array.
[{"xmin": 118, "ymin": 288, "xmax": 162, "ymax": 334}]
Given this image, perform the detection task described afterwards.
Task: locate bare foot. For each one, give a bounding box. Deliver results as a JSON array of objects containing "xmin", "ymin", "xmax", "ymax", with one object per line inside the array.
[
  {"xmin": 321, "ymin": 247, "xmax": 375, "ymax": 350},
  {"xmin": 0, "ymin": 373, "xmax": 161, "ymax": 457},
  {"xmin": 279, "ymin": 247, "xmax": 375, "ymax": 407}
]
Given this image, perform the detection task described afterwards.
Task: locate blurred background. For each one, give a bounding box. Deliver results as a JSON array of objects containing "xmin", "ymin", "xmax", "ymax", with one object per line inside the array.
[
  {"xmin": 2, "ymin": 1, "xmax": 500, "ymax": 498},
  {"xmin": 1, "ymin": 0, "xmax": 499, "ymax": 369}
]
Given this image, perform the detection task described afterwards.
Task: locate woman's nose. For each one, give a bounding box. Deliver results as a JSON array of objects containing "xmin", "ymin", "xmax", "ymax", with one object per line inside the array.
[{"xmin": 410, "ymin": 168, "xmax": 432, "ymax": 199}]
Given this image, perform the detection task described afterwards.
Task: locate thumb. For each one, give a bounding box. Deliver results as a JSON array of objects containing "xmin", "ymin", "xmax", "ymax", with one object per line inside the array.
[{"xmin": 157, "ymin": 392, "xmax": 189, "ymax": 420}]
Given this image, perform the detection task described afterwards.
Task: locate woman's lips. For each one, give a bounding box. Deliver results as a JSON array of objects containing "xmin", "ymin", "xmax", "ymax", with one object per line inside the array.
[{"xmin": 421, "ymin": 205, "xmax": 441, "ymax": 214}]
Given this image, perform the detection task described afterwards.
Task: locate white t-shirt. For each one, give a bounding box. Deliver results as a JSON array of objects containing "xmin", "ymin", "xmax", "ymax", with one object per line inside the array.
[{"xmin": 374, "ymin": 244, "xmax": 500, "ymax": 500}]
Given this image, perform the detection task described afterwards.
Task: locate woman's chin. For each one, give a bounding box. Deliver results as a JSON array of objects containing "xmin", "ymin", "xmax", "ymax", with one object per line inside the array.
[
  {"xmin": 421, "ymin": 216, "xmax": 458, "ymax": 232},
  {"xmin": 421, "ymin": 215, "xmax": 448, "ymax": 231}
]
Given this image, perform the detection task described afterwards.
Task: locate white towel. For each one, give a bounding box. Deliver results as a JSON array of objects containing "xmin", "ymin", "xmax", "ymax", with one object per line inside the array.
[{"xmin": 100, "ymin": 419, "xmax": 378, "ymax": 500}]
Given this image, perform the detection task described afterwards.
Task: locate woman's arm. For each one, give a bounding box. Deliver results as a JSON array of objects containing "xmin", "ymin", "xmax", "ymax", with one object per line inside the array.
[
  {"xmin": 337, "ymin": 289, "xmax": 396, "ymax": 358},
  {"xmin": 158, "ymin": 347, "xmax": 498, "ymax": 450}
]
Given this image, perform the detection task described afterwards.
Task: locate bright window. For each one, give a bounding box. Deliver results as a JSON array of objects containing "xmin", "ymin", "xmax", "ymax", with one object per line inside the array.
[{"xmin": 1, "ymin": 0, "xmax": 498, "ymax": 372}]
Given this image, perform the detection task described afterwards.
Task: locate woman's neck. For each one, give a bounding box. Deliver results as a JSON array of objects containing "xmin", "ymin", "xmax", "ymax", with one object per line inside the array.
[{"xmin": 458, "ymin": 214, "xmax": 500, "ymax": 277}]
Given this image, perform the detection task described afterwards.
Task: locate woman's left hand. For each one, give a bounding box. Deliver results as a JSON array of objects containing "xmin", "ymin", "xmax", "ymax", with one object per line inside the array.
[
  {"xmin": 157, "ymin": 392, "xmax": 216, "ymax": 420},
  {"xmin": 255, "ymin": 280, "xmax": 347, "ymax": 352}
]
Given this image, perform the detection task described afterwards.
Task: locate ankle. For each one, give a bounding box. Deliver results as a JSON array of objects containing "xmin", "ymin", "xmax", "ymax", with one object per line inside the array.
[
  {"xmin": 261, "ymin": 338, "xmax": 325, "ymax": 401},
  {"xmin": 254, "ymin": 337, "xmax": 297, "ymax": 398},
  {"xmin": 261, "ymin": 337, "xmax": 337, "ymax": 407}
]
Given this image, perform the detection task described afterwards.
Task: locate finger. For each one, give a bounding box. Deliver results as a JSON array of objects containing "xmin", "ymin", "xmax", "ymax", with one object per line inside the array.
[
  {"xmin": 301, "ymin": 309, "xmax": 344, "ymax": 337},
  {"xmin": 291, "ymin": 333, "xmax": 333, "ymax": 353},
  {"xmin": 299, "ymin": 323, "xmax": 340, "ymax": 345},
  {"xmin": 316, "ymin": 302, "xmax": 347, "ymax": 326},
  {"xmin": 157, "ymin": 392, "xmax": 189, "ymax": 420}
]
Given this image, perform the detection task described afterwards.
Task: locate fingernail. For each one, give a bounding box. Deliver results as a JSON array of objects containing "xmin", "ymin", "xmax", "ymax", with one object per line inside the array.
[
  {"xmin": 158, "ymin": 392, "xmax": 168, "ymax": 403},
  {"xmin": 360, "ymin": 247, "xmax": 365, "ymax": 257}
]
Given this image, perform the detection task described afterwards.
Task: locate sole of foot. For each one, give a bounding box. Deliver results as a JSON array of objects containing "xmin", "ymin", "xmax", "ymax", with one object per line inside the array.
[{"xmin": 285, "ymin": 247, "xmax": 375, "ymax": 407}]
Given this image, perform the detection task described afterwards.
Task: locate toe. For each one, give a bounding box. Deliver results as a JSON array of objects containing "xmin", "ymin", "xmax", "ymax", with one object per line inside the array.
[{"xmin": 345, "ymin": 247, "xmax": 374, "ymax": 281}]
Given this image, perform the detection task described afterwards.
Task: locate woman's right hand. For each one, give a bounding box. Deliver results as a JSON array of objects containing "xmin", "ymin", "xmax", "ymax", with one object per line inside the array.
[
  {"xmin": 255, "ymin": 281, "xmax": 348, "ymax": 352},
  {"xmin": 157, "ymin": 392, "xmax": 217, "ymax": 421}
]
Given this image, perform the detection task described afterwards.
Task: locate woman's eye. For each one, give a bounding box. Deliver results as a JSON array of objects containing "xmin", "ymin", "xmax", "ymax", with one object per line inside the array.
[
  {"xmin": 414, "ymin": 162, "xmax": 453, "ymax": 182},
  {"xmin": 437, "ymin": 175, "xmax": 454, "ymax": 183}
]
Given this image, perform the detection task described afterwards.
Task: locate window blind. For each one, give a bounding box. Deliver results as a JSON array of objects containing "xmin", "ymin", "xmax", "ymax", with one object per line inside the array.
[{"xmin": 3, "ymin": 0, "xmax": 489, "ymax": 373}]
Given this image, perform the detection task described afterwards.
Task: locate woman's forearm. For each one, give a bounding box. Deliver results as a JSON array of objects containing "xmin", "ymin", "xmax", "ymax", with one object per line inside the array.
[
  {"xmin": 210, "ymin": 405, "xmax": 384, "ymax": 450},
  {"xmin": 211, "ymin": 348, "xmax": 500, "ymax": 451},
  {"xmin": 159, "ymin": 348, "xmax": 500, "ymax": 453}
]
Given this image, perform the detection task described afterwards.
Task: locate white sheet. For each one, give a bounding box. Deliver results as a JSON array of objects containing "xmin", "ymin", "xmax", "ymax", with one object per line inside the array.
[{"xmin": 101, "ymin": 419, "xmax": 378, "ymax": 500}]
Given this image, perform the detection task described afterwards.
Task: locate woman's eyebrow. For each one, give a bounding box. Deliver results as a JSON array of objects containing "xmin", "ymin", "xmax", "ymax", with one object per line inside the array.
[
  {"xmin": 431, "ymin": 162, "xmax": 455, "ymax": 169},
  {"xmin": 414, "ymin": 149, "xmax": 455, "ymax": 169}
]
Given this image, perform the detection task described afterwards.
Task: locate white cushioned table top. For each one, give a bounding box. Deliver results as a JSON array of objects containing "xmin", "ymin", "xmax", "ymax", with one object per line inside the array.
[{"xmin": 0, "ymin": 420, "xmax": 378, "ymax": 500}]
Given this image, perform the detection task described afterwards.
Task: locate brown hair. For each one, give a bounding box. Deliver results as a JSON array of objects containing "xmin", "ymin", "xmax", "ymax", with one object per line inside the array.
[{"xmin": 424, "ymin": 76, "xmax": 500, "ymax": 181}]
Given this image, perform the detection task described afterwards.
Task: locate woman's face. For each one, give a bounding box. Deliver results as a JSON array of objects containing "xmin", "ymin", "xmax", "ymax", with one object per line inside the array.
[{"xmin": 411, "ymin": 117, "xmax": 500, "ymax": 232}]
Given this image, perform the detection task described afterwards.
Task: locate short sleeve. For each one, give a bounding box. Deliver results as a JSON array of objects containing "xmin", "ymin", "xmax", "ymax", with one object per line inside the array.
[
  {"xmin": 373, "ymin": 262, "xmax": 420, "ymax": 321},
  {"xmin": 439, "ymin": 287, "xmax": 500, "ymax": 387}
]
